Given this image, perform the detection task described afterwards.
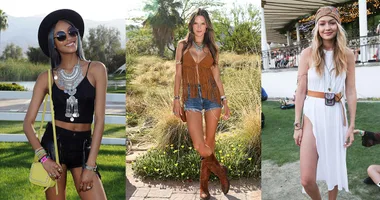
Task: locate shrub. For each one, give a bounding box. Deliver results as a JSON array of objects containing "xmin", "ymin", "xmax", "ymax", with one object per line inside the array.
[
  {"xmin": 132, "ymin": 133, "xmax": 259, "ymax": 180},
  {"xmin": 0, "ymin": 60, "xmax": 49, "ymax": 81},
  {"xmin": 0, "ymin": 83, "xmax": 27, "ymax": 91}
]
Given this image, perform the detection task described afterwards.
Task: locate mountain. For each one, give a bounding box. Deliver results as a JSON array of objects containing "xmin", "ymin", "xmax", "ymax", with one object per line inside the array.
[{"xmin": 0, "ymin": 15, "xmax": 126, "ymax": 55}]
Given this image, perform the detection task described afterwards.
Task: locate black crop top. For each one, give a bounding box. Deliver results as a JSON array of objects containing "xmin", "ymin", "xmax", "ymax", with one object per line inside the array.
[{"xmin": 52, "ymin": 62, "xmax": 96, "ymax": 123}]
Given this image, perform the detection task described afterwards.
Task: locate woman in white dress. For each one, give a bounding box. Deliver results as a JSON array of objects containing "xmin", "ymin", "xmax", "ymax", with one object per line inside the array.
[{"xmin": 293, "ymin": 6, "xmax": 357, "ymax": 200}]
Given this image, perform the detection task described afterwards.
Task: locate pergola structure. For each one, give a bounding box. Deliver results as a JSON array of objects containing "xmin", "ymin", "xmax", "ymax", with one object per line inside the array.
[
  {"xmin": 261, "ymin": 0, "xmax": 371, "ymax": 69},
  {"xmin": 262, "ymin": 0, "xmax": 350, "ymax": 44}
]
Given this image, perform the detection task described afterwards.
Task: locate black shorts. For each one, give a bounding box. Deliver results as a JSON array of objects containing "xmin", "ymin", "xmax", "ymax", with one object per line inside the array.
[{"xmin": 41, "ymin": 122, "xmax": 101, "ymax": 177}]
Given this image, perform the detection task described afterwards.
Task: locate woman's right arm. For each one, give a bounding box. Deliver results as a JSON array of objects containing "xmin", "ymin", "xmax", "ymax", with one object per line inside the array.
[
  {"xmin": 24, "ymin": 71, "xmax": 63, "ymax": 178},
  {"xmin": 294, "ymin": 48, "xmax": 310, "ymax": 146},
  {"xmin": 173, "ymin": 41, "xmax": 184, "ymax": 118},
  {"xmin": 23, "ymin": 71, "xmax": 48, "ymax": 150}
]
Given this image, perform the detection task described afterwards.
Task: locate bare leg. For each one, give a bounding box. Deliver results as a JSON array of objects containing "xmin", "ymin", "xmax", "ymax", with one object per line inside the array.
[
  {"xmin": 368, "ymin": 165, "xmax": 380, "ymax": 185},
  {"xmin": 186, "ymin": 110, "xmax": 212, "ymax": 157},
  {"xmin": 46, "ymin": 164, "xmax": 67, "ymax": 200},
  {"xmin": 71, "ymin": 167, "xmax": 107, "ymax": 200},
  {"xmin": 204, "ymin": 108, "xmax": 221, "ymax": 151},
  {"xmin": 328, "ymin": 186, "xmax": 338, "ymax": 200},
  {"xmin": 300, "ymin": 116, "xmax": 321, "ymax": 200}
]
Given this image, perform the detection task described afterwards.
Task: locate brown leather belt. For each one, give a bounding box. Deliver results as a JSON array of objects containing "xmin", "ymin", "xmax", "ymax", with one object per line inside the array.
[{"xmin": 307, "ymin": 90, "xmax": 346, "ymax": 126}]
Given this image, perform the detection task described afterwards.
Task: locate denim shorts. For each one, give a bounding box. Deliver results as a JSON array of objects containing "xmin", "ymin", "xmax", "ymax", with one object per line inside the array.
[{"xmin": 184, "ymin": 85, "xmax": 222, "ymax": 112}]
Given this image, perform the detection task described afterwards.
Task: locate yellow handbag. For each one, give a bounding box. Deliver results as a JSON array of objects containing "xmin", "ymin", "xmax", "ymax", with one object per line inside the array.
[{"xmin": 29, "ymin": 69, "xmax": 60, "ymax": 194}]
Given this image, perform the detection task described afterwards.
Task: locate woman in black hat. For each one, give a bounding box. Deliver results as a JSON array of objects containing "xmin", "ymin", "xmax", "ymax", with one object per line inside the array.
[{"xmin": 23, "ymin": 9, "xmax": 107, "ymax": 199}]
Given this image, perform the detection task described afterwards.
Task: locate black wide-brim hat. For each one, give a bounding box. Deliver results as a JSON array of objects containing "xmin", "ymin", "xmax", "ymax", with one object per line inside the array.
[{"xmin": 38, "ymin": 9, "xmax": 84, "ymax": 57}]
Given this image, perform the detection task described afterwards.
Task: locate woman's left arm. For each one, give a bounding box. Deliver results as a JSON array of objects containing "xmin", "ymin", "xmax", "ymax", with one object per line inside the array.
[
  {"xmin": 211, "ymin": 53, "xmax": 230, "ymax": 120},
  {"xmin": 344, "ymin": 49, "xmax": 357, "ymax": 148},
  {"xmin": 87, "ymin": 62, "xmax": 107, "ymax": 166}
]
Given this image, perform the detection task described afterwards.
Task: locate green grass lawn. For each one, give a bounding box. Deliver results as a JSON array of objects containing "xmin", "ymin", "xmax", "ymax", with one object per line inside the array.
[
  {"xmin": 0, "ymin": 121, "xmax": 125, "ymax": 138},
  {"xmin": 0, "ymin": 142, "xmax": 125, "ymax": 200},
  {"xmin": 262, "ymin": 101, "xmax": 380, "ymax": 199}
]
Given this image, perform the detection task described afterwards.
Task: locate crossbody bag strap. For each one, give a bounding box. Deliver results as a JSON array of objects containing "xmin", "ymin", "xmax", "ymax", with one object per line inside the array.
[
  {"xmin": 38, "ymin": 95, "xmax": 48, "ymax": 141},
  {"xmin": 48, "ymin": 69, "xmax": 60, "ymax": 195}
]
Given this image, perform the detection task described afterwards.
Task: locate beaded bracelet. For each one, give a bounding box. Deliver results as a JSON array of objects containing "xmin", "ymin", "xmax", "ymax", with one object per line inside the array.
[
  {"xmin": 36, "ymin": 149, "xmax": 47, "ymax": 161},
  {"xmin": 34, "ymin": 147, "xmax": 44, "ymax": 153}
]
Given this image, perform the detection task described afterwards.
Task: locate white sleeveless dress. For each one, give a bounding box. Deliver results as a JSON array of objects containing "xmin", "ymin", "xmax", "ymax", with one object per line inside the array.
[{"xmin": 302, "ymin": 50, "xmax": 349, "ymax": 192}]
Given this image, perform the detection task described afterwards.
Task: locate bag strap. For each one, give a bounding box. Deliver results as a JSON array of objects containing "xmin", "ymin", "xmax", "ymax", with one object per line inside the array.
[
  {"xmin": 38, "ymin": 95, "xmax": 48, "ymax": 141},
  {"xmin": 47, "ymin": 69, "xmax": 60, "ymax": 195},
  {"xmin": 47, "ymin": 69, "xmax": 59, "ymax": 164}
]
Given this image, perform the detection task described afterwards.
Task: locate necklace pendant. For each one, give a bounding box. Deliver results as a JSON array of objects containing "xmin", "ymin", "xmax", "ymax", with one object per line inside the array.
[
  {"xmin": 193, "ymin": 41, "xmax": 204, "ymax": 52},
  {"xmin": 328, "ymin": 88, "xmax": 331, "ymax": 92}
]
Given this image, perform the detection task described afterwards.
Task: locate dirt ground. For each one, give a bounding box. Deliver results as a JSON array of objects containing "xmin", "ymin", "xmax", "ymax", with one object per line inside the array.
[{"xmin": 261, "ymin": 160, "xmax": 362, "ymax": 200}]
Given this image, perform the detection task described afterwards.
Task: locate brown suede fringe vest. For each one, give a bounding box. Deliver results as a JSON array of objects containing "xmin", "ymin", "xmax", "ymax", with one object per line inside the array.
[{"xmin": 181, "ymin": 50, "xmax": 221, "ymax": 105}]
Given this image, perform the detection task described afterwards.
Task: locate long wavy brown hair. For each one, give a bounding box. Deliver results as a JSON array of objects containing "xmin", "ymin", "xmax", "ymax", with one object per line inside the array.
[
  {"xmin": 181, "ymin": 8, "xmax": 218, "ymax": 65},
  {"xmin": 311, "ymin": 20, "xmax": 348, "ymax": 77}
]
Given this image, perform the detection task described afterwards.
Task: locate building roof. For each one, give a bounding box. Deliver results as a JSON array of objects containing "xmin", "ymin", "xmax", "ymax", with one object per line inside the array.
[{"xmin": 262, "ymin": 0, "xmax": 350, "ymax": 44}]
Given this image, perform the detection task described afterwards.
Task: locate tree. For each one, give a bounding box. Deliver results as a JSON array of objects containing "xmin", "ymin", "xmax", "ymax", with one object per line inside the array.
[
  {"xmin": 143, "ymin": 0, "xmax": 183, "ymax": 57},
  {"xmin": 126, "ymin": 25, "xmax": 157, "ymax": 56},
  {"xmin": 1, "ymin": 43, "xmax": 23, "ymax": 60},
  {"xmin": 213, "ymin": 4, "xmax": 261, "ymax": 54},
  {"xmin": 108, "ymin": 48, "xmax": 126, "ymax": 73},
  {"xmin": 83, "ymin": 25, "xmax": 122, "ymax": 72},
  {"xmin": 0, "ymin": 10, "xmax": 9, "ymax": 58},
  {"xmin": 26, "ymin": 47, "xmax": 49, "ymax": 64}
]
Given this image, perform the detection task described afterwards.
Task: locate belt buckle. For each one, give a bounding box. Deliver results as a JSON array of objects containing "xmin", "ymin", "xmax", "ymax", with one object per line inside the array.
[{"xmin": 324, "ymin": 92, "xmax": 335, "ymax": 106}]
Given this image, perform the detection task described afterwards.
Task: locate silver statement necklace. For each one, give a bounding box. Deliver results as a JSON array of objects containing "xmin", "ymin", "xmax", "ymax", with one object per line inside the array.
[
  {"xmin": 54, "ymin": 60, "xmax": 84, "ymax": 122},
  {"xmin": 193, "ymin": 41, "xmax": 204, "ymax": 52}
]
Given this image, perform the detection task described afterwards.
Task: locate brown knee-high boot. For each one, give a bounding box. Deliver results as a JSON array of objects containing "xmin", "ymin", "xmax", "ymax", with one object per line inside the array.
[
  {"xmin": 200, "ymin": 158, "xmax": 211, "ymax": 200},
  {"xmin": 204, "ymin": 154, "xmax": 230, "ymax": 194}
]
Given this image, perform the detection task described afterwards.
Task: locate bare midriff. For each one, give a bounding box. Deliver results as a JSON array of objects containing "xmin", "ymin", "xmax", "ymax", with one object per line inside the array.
[{"xmin": 55, "ymin": 120, "xmax": 92, "ymax": 132}]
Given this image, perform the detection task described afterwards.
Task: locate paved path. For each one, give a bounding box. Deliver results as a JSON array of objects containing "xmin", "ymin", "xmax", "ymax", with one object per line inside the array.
[
  {"xmin": 262, "ymin": 65, "xmax": 380, "ymax": 98},
  {"xmin": 126, "ymin": 164, "xmax": 261, "ymax": 200}
]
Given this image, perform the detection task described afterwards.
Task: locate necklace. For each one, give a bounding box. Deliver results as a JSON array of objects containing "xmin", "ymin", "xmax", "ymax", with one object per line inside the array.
[
  {"xmin": 193, "ymin": 41, "xmax": 204, "ymax": 52},
  {"xmin": 324, "ymin": 57, "xmax": 334, "ymax": 92},
  {"xmin": 55, "ymin": 60, "xmax": 84, "ymax": 122}
]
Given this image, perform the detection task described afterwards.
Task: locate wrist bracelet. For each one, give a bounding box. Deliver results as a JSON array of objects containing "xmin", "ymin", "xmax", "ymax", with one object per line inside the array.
[
  {"xmin": 36, "ymin": 149, "xmax": 47, "ymax": 161},
  {"xmin": 84, "ymin": 164, "xmax": 97, "ymax": 172},
  {"xmin": 359, "ymin": 130, "xmax": 365, "ymax": 136},
  {"xmin": 174, "ymin": 96, "xmax": 180, "ymax": 100},
  {"xmin": 221, "ymin": 95, "xmax": 227, "ymax": 101},
  {"xmin": 40, "ymin": 155, "xmax": 48, "ymax": 163},
  {"xmin": 35, "ymin": 147, "xmax": 44, "ymax": 153}
]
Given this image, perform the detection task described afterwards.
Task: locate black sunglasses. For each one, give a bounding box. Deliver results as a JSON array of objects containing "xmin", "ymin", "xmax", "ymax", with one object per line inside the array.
[{"xmin": 54, "ymin": 27, "xmax": 79, "ymax": 41}]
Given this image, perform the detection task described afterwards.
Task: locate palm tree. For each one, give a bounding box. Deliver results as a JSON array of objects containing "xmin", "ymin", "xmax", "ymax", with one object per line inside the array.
[
  {"xmin": 0, "ymin": 10, "xmax": 9, "ymax": 59},
  {"xmin": 143, "ymin": 0, "xmax": 183, "ymax": 57}
]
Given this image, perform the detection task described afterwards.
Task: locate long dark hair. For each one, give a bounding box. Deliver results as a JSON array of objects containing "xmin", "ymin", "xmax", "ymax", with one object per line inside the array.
[
  {"xmin": 47, "ymin": 20, "xmax": 86, "ymax": 69},
  {"xmin": 182, "ymin": 8, "xmax": 218, "ymax": 65}
]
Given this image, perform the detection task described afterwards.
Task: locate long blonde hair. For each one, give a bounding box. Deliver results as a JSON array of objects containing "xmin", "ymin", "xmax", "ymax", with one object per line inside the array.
[{"xmin": 311, "ymin": 21, "xmax": 348, "ymax": 77}]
